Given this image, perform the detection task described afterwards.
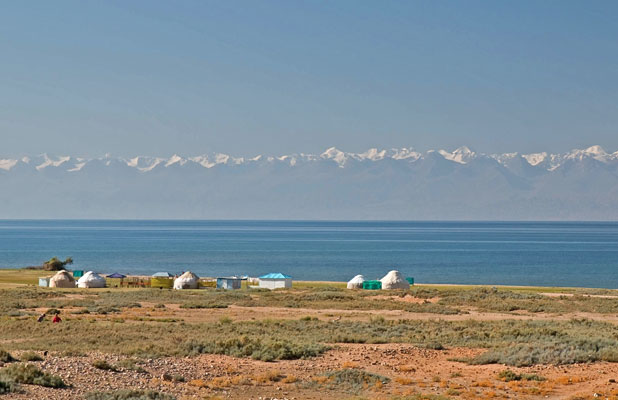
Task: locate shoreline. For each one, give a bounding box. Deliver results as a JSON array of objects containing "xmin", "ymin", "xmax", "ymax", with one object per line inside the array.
[{"xmin": 0, "ymin": 268, "xmax": 615, "ymax": 292}]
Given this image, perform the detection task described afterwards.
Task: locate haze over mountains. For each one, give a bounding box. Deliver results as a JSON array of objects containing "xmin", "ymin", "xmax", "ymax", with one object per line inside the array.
[{"xmin": 1, "ymin": 146, "xmax": 617, "ymax": 220}]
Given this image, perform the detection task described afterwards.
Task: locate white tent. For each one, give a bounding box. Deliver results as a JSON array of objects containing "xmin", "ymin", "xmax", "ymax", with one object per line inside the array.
[
  {"xmin": 258, "ymin": 273, "xmax": 292, "ymax": 290},
  {"xmin": 347, "ymin": 274, "xmax": 365, "ymax": 289},
  {"xmin": 174, "ymin": 271, "xmax": 200, "ymax": 290},
  {"xmin": 49, "ymin": 270, "xmax": 76, "ymax": 288},
  {"xmin": 77, "ymin": 271, "xmax": 107, "ymax": 288},
  {"xmin": 380, "ymin": 270, "xmax": 410, "ymax": 290}
]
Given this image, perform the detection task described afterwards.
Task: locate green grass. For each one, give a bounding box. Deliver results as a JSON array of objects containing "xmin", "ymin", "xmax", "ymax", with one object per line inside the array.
[{"xmin": 0, "ymin": 363, "xmax": 66, "ymax": 388}]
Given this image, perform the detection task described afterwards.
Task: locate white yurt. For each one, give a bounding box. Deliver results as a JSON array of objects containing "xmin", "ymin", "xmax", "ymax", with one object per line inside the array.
[
  {"xmin": 77, "ymin": 271, "xmax": 107, "ymax": 288},
  {"xmin": 347, "ymin": 274, "xmax": 365, "ymax": 289},
  {"xmin": 49, "ymin": 270, "xmax": 76, "ymax": 288},
  {"xmin": 380, "ymin": 270, "xmax": 410, "ymax": 290},
  {"xmin": 173, "ymin": 271, "xmax": 200, "ymax": 290}
]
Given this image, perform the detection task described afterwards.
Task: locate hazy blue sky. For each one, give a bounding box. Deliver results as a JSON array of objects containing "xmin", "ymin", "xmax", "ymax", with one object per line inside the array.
[{"xmin": 1, "ymin": 0, "xmax": 617, "ymax": 157}]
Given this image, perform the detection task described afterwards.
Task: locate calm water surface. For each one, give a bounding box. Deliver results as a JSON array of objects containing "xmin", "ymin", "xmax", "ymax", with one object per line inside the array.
[{"xmin": 0, "ymin": 220, "xmax": 616, "ymax": 288}]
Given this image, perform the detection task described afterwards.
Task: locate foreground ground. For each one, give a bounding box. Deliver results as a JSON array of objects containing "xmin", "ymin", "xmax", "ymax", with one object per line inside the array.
[{"xmin": 1, "ymin": 269, "xmax": 618, "ymax": 399}]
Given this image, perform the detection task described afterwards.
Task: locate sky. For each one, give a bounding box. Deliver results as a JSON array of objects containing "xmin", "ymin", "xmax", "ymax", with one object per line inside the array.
[{"xmin": 1, "ymin": 0, "xmax": 617, "ymax": 157}]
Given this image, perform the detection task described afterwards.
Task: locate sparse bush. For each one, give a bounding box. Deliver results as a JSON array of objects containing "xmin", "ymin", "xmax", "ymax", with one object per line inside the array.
[
  {"xmin": 92, "ymin": 360, "xmax": 118, "ymax": 372},
  {"xmin": 0, "ymin": 363, "xmax": 65, "ymax": 388},
  {"xmin": 314, "ymin": 369, "xmax": 390, "ymax": 393},
  {"xmin": 183, "ymin": 337, "xmax": 328, "ymax": 362},
  {"xmin": 0, "ymin": 379, "xmax": 18, "ymax": 394},
  {"xmin": 84, "ymin": 389, "xmax": 176, "ymax": 400},
  {"xmin": 497, "ymin": 369, "xmax": 545, "ymax": 382},
  {"xmin": 20, "ymin": 352, "xmax": 43, "ymax": 362},
  {"xmin": 0, "ymin": 351, "xmax": 15, "ymax": 363},
  {"xmin": 115, "ymin": 359, "xmax": 146, "ymax": 373}
]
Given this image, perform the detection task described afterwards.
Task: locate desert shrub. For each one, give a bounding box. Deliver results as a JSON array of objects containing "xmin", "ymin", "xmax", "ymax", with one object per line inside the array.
[
  {"xmin": 0, "ymin": 351, "xmax": 15, "ymax": 363},
  {"xmin": 92, "ymin": 360, "xmax": 118, "ymax": 372},
  {"xmin": 0, "ymin": 363, "xmax": 65, "ymax": 388},
  {"xmin": 471, "ymin": 340, "xmax": 616, "ymax": 366},
  {"xmin": 316, "ymin": 369, "xmax": 390, "ymax": 393},
  {"xmin": 0, "ymin": 379, "xmax": 18, "ymax": 394},
  {"xmin": 115, "ymin": 359, "xmax": 146, "ymax": 373},
  {"xmin": 20, "ymin": 352, "xmax": 43, "ymax": 362},
  {"xmin": 498, "ymin": 369, "xmax": 545, "ymax": 382},
  {"xmin": 180, "ymin": 302, "xmax": 227, "ymax": 309},
  {"xmin": 183, "ymin": 337, "xmax": 328, "ymax": 362},
  {"xmin": 91, "ymin": 306, "xmax": 121, "ymax": 315},
  {"xmin": 84, "ymin": 390, "xmax": 176, "ymax": 400},
  {"xmin": 424, "ymin": 342, "xmax": 445, "ymax": 350}
]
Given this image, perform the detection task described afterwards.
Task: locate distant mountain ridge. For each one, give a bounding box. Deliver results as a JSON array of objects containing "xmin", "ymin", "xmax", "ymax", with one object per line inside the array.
[{"xmin": 1, "ymin": 146, "xmax": 617, "ymax": 220}]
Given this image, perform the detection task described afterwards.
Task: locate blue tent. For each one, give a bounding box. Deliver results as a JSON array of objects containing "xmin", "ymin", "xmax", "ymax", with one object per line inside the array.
[
  {"xmin": 152, "ymin": 272, "xmax": 173, "ymax": 277},
  {"xmin": 107, "ymin": 273, "xmax": 127, "ymax": 279},
  {"xmin": 259, "ymin": 272, "xmax": 292, "ymax": 279}
]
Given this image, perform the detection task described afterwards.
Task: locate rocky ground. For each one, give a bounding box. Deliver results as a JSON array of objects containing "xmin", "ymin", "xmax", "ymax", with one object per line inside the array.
[{"xmin": 3, "ymin": 344, "xmax": 618, "ymax": 400}]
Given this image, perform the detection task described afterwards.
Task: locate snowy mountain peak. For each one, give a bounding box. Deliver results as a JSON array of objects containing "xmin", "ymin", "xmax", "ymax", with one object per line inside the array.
[{"xmin": 438, "ymin": 146, "xmax": 476, "ymax": 164}]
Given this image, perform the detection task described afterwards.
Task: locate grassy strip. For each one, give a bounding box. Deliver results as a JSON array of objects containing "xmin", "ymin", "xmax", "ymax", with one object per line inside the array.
[{"xmin": 1, "ymin": 315, "xmax": 618, "ymax": 365}]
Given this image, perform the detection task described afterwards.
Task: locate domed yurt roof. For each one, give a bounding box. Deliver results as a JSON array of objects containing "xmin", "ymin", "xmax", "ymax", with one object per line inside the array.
[
  {"xmin": 347, "ymin": 274, "xmax": 365, "ymax": 290},
  {"xmin": 173, "ymin": 271, "xmax": 200, "ymax": 290},
  {"xmin": 77, "ymin": 271, "xmax": 106, "ymax": 288},
  {"xmin": 49, "ymin": 270, "xmax": 76, "ymax": 288},
  {"xmin": 380, "ymin": 270, "xmax": 410, "ymax": 290}
]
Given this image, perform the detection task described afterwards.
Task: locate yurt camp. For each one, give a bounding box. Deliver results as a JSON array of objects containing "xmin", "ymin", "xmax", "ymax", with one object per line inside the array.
[
  {"xmin": 258, "ymin": 273, "xmax": 292, "ymax": 290},
  {"xmin": 77, "ymin": 271, "xmax": 107, "ymax": 288},
  {"xmin": 49, "ymin": 270, "xmax": 76, "ymax": 288},
  {"xmin": 347, "ymin": 274, "xmax": 365, "ymax": 289},
  {"xmin": 173, "ymin": 271, "xmax": 200, "ymax": 290},
  {"xmin": 380, "ymin": 270, "xmax": 410, "ymax": 290}
]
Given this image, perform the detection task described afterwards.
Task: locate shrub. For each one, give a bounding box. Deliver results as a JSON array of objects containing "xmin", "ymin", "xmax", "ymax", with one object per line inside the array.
[
  {"xmin": 0, "ymin": 350, "xmax": 15, "ymax": 363},
  {"xmin": 84, "ymin": 390, "xmax": 176, "ymax": 400},
  {"xmin": 498, "ymin": 370, "xmax": 545, "ymax": 382},
  {"xmin": 0, "ymin": 379, "xmax": 18, "ymax": 394},
  {"xmin": 115, "ymin": 359, "xmax": 146, "ymax": 373},
  {"xmin": 92, "ymin": 360, "xmax": 118, "ymax": 372},
  {"xmin": 183, "ymin": 337, "xmax": 328, "ymax": 362},
  {"xmin": 20, "ymin": 352, "xmax": 43, "ymax": 362},
  {"xmin": 0, "ymin": 363, "xmax": 65, "ymax": 388},
  {"xmin": 317, "ymin": 369, "xmax": 390, "ymax": 393}
]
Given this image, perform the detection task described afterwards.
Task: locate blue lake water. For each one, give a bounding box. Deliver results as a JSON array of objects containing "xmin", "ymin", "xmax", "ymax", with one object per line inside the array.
[{"xmin": 0, "ymin": 220, "xmax": 617, "ymax": 288}]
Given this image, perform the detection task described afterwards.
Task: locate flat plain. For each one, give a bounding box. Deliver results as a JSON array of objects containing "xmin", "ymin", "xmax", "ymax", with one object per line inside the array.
[{"xmin": 1, "ymin": 269, "xmax": 618, "ymax": 400}]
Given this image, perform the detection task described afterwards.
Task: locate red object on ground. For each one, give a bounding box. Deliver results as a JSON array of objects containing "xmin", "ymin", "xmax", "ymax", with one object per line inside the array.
[{"xmin": 52, "ymin": 315, "xmax": 61, "ymax": 323}]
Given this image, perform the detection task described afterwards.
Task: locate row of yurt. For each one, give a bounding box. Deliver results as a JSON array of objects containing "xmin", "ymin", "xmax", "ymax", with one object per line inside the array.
[
  {"xmin": 347, "ymin": 270, "xmax": 412, "ymax": 290},
  {"xmin": 44, "ymin": 270, "xmax": 107, "ymax": 288}
]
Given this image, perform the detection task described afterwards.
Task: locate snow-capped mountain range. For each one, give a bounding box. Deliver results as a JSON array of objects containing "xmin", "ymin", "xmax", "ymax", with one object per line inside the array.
[
  {"xmin": 1, "ymin": 146, "xmax": 617, "ymax": 220},
  {"xmin": 2, "ymin": 145, "xmax": 617, "ymax": 172}
]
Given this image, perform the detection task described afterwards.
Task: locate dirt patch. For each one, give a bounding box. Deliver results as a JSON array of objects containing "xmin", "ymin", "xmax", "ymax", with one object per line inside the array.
[{"xmin": 367, "ymin": 294, "xmax": 440, "ymax": 304}]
